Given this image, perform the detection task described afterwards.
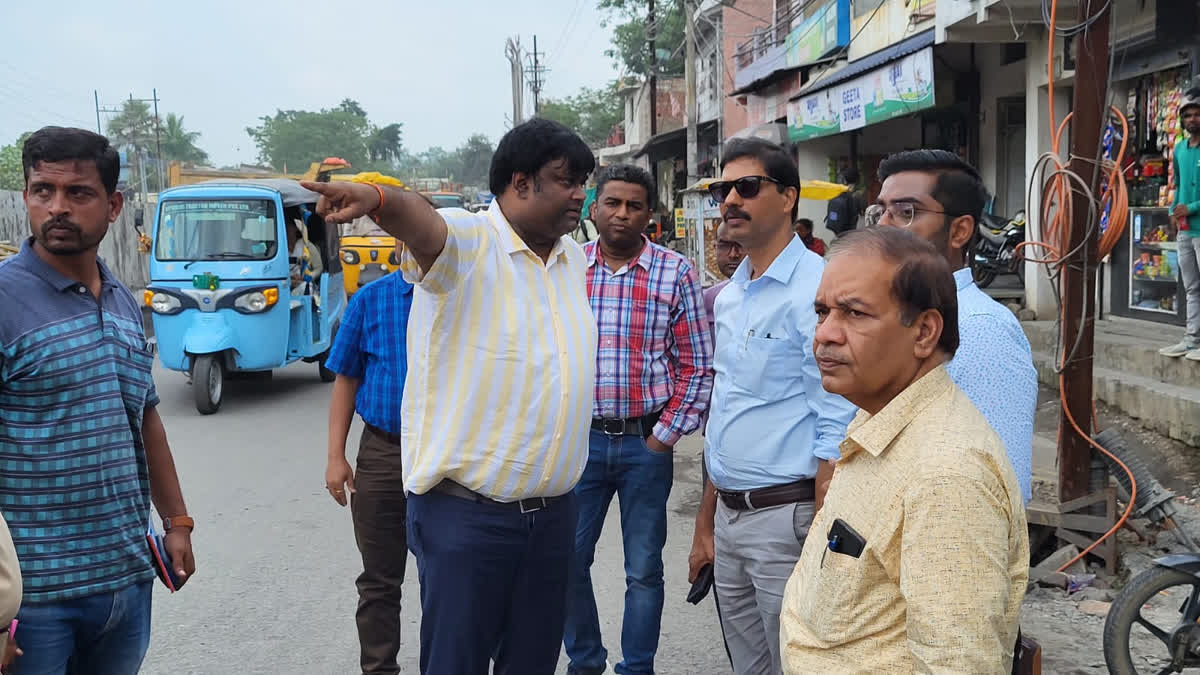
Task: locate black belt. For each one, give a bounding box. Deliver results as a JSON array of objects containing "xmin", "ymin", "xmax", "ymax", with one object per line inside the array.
[
  {"xmin": 591, "ymin": 409, "xmax": 664, "ymax": 438},
  {"xmin": 429, "ymin": 479, "xmax": 562, "ymax": 514},
  {"xmin": 717, "ymin": 479, "xmax": 816, "ymax": 511},
  {"xmin": 364, "ymin": 423, "xmax": 403, "ymax": 446}
]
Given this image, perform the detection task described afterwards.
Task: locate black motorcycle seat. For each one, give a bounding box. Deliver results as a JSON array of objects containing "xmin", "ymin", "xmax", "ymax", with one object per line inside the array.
[{"xmin": 977, "ymin": 226, "xmax": 1010, "ymax": 245}]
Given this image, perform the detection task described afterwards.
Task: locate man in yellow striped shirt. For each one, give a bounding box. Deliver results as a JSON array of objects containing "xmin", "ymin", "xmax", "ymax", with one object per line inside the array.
[{"xmin": 304, "ymin": 118, "xmax": 598, "ymax": 675}]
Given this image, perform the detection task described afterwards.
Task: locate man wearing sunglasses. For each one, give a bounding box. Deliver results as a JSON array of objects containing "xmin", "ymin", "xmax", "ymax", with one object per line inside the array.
[
  {"xmin": 690, "ymin": 137, "xmax": 856, "ymax": 675},
  {"xmin": 868, "ymin": 149, "xmax": 1036, "ymax": 503}
]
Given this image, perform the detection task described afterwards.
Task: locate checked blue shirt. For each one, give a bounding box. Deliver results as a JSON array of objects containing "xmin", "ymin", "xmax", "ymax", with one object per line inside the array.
[
  {"xmin": 0, "ymin": 239, "xmax": 158, "ymax": 604},
  {"xmin": 325, "ymin": 272, "xmax": 414, "ymax": 434}
]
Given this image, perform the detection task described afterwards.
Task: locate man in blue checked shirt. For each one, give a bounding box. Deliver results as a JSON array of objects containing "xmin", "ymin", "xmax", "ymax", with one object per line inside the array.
[{"xmin": 324, "ymin": 269, "xmax": 413, "ymax": 675}]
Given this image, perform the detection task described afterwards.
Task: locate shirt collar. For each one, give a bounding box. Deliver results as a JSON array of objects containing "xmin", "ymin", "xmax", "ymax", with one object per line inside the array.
[
  {"xmin": 953, "ymin": 266, "xmax": 975, "ymax": 292},
  {"xmin": 732, "ymin": 234, "xmax": 806, "ymax": 285},
  {"xmin": 839, "ymin": 365, "xmax": 955, "ymax": 460},
  {"xmin": 16, "ymin": 237, "xmax": 115, "ymax": 293},
  {"xmin": 488, "ymin": 199, "xmax": 568, "ymax": 264},
  {"xmin": 586, "ymin": 236, "xmax": 654, "ymax": 272}
]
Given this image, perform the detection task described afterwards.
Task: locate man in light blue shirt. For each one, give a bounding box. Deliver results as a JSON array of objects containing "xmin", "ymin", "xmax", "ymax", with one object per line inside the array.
[
  {"xmin": 688, "ymin": 138, "xmax": 856, "ymax": 675},
  {"xmin": 867, "ymin": 149, "xmax": 1036, "ymax": 502}
]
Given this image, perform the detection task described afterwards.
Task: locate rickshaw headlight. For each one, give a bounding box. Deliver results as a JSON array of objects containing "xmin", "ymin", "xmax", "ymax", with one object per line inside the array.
[
  {"xmin": 342, "ymin": 249, "xmax": 359, "ymax": 264},
  {"xmin": 234, "ymin": 288, "xmax": 278, "ymax": 314},
  {"xmin": 149, "ymin": 292, "xmax": 181, "ymax": 315}
]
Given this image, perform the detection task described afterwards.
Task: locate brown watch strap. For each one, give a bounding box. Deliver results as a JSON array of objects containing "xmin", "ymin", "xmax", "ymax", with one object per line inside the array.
[{"xmin": 163, "ymin": 515, "xmax": 195, "ymax": 532}]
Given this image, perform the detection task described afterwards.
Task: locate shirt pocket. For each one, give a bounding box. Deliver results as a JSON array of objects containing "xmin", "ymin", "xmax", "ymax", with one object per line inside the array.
[
  {"xmin": 730, "ymin": 334, "xmax": 805, "ymax": 401},
  {"xmin": 111, "ymin": 334, "xmax": 156, "ymax": 412}
]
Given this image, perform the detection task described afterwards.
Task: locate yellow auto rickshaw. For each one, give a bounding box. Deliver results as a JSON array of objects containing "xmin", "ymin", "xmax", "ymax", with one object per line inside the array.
[{"xmin": 338, "ymin": 172, "xmax": 408, "ymax": 297}]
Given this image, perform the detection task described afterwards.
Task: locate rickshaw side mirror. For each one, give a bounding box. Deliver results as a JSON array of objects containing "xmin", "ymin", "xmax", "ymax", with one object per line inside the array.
[{"xmin": 134, "ymin": 211, "xmax": 144, "ymax": 231}]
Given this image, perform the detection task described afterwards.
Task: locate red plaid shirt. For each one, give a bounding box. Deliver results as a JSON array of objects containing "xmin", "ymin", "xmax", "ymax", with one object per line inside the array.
[{"xmin": 584, "ymin": 239, "xmax": 714, "ymax": 445}]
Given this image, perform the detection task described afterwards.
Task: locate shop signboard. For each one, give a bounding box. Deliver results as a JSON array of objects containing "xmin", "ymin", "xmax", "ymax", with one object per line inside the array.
[
  {"xmin": 787, "ymin": 46, "xmax": 935, "ymax": 142},
  {"xmin": 785, "ymin": 0, "xmax": 851, "ymax": 68}
]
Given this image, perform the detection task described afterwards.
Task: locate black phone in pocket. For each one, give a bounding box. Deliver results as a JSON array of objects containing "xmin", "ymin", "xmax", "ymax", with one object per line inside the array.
[{"xmin": 826, "ymin": 518, "xmax": 866, "ymax": 559}]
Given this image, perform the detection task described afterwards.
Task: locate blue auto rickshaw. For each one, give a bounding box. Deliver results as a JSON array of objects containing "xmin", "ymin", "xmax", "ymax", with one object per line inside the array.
[{"xmin": 144, "ymin": 179, "xmax": 347, "ymax": 414}]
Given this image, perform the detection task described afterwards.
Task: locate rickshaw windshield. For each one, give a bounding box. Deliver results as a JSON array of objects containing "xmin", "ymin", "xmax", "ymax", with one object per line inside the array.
[{"xmin": 155, "ymin": 199, "xmax": 279, "ymax": 261}]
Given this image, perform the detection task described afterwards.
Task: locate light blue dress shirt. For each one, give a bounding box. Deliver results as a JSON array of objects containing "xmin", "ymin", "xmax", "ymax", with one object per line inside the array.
[
  {"xmin": 946, "ymin": 267, "xmax": 1037, "ymax": 503},
  {"xmin": 704, "ymin": 236, "xmax": 857, "ymax": 491}
]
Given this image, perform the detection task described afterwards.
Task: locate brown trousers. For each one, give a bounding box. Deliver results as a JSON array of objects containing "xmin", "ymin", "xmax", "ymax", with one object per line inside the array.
[{"xmin": 350, "ymin": 425, "xmax": 408, "ymax": 675}]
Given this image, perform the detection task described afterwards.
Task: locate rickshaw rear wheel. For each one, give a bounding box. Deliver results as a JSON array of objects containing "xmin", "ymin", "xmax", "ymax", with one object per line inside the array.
[
  {"xmin": 193, "ymin": 354, "xmax": 224, "ymax": 415},
  {"xmin": 318, "ymin": 354, "xmax": 336, "ymax": 383}
]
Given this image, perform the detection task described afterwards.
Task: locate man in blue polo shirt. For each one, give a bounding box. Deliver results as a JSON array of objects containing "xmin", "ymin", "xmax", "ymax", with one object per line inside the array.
[
  {"xmin": 0, "ymin": 126, "xmax": 196, "ymax": 674},
  {"xmin": 324, "ymin": 269, "xmax": 413, "ymax": 675}
]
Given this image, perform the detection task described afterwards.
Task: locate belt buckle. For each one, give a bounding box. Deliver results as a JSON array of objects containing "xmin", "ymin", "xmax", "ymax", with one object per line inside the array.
[
  {"xmin": 601, "ymin": 418, "xmax": 627, "ymax": 436},
  {"xmin": 742, "ymin": 492, "xmax": 755, "ymax": 510},
  {"xmin": 519, "ymin": 497, "xmax": 546, "ymax": 514}
]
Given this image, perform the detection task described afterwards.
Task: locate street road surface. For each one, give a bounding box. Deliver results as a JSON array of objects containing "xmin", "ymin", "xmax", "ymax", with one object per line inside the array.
[{"xmin": 139, "ymin": 361, "xmax": 729, "ymax": 674}]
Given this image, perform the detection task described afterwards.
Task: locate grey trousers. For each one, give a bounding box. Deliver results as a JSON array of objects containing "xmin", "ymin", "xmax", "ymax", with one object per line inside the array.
[
  {"xmin": 713, "ymin": 499, "xmax": 815, "ymax": 675},
  {"xmin": 1178, "ymin": 231, "xmax": 1200, "ymax": 341}
]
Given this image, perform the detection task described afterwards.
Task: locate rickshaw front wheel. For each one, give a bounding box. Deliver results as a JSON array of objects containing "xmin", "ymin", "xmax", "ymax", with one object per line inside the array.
[{"xmin": 193, "ymin": 354, "xmax": 224, "ymax": 415}]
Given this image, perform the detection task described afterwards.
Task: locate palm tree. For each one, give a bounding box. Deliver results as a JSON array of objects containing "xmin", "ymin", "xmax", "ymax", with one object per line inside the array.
[
  {"xmin": 161, "ymin": 114, "xmax": 209, "ymax": 165},
  {"xmin": 106, "ymin": 100, "xmax": 154, "ymax": 156},
  {"xmin": 368, "ymin": 123, "xmax": 404, "ymax": 164}
]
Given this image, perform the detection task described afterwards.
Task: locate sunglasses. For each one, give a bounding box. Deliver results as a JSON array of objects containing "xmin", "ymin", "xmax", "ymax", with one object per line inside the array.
[{"xmin": 707, "ymin": 176, "xmax": 784, "ymax": 203}]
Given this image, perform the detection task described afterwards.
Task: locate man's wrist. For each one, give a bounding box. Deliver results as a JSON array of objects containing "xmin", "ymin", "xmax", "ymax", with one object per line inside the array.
[{"xmin": 163, "ymin": 515, "xmax": 194, "ymax": 533}]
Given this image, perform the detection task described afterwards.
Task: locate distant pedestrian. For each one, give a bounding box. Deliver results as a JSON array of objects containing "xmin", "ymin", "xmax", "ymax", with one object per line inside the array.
[
  {"xmin": 0, "ymin": 126, "xmax": 195, "ymax": 675},
  {"xmin": 824, "ymin": 167, "xmax": 866, "ymax": 238},
  {"xmin": 564, "ymin": 164, "xmax": 713, "ymax": 675},
  {"xmin": 781, "ymin": 227, "xmax": 1028, "ymax": 673},
  {"xmin": 1160, "ymin": 88, "xmax": 1200, "ymax": 359},
  {"xmin": 793, "ymin": 218, "xmax": 826, "ymax": 256},
  {"xmin": 324, "ymin": 269, "xmax": 414, "ymax": 675},
  {"xmin": 690, "ymin": 138, "xmax": 856, "ymax": 675},
  {"xmin": 702, "ymin": 223, "xmax": 746, "ymax": 337},
  {"xmin": 303, "ymin": 117, "xmax": 598, "ymax": 675}
]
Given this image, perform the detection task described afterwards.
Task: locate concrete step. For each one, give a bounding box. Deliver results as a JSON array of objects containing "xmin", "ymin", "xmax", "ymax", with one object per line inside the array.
[
  {"xmin": 1024, "ymin": 319, "xmax": 1200, "ymax": 390},
  {"xmin": 1031, "ymin": 349, "xmax": 1200, "ymax": 446}
]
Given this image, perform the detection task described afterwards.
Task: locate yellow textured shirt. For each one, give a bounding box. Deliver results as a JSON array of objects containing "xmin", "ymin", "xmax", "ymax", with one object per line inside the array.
[
  {"xmin": 397, "ymin": 201, "xmax": 597, "ymax": 501},
  {"xmin": 781, "ymin": 365, "xmax": 1028, "ymax": 674}
]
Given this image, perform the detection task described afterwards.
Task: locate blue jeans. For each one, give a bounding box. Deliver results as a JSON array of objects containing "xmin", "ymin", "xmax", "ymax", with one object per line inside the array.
[
  {"xmin": 565, "ymin": 430, "xmax": 674, "ymax": 675},
  {"xmin": 11, "ymin": 580, "xmax": 153, "ymax": 675},
  {"xmin": 407, "ymin": 488, "xmax": 578, "ymax": 675}
]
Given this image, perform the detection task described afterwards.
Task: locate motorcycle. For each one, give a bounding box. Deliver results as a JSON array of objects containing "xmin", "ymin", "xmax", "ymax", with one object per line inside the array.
[
  {"xmin": 971, "ymin": 210, "xmax": 1026, "ymax": 289},
  {"xmin": 1103, "ymin": 554, "xmax": 1200, "ymax": 673}
]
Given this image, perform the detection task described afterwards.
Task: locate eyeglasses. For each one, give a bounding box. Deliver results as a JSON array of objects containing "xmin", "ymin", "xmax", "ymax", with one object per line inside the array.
[
  {"xmin": 715, "ymin": 241, "xmax": 743, "ymax": 254},
  {"xmin": 707, "ymin": 176, "xmax": 784, "ymax": 203},
  {"xmin": 864, "ymin": 203, "xmax": 953, "ymax": 228}
]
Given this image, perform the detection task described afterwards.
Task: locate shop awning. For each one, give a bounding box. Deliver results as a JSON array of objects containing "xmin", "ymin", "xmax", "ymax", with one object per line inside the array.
[
  {"xmin": 788, "ymin": 29, "xmax": 935, "ymax": 102},
  {"xmin": 633, "ymin": 120, "xmax": 718, "ymax": 159}
]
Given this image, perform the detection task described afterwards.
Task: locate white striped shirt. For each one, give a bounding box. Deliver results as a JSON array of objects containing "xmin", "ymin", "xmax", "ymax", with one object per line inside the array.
[{"xmin": 397, "ymin": 200, "xmax": 597, "ymax": 501}]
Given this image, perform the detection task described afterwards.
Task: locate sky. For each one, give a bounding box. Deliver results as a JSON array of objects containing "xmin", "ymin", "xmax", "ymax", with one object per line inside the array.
[{"xmin": 1, "ymin": 0, "xmax": 619, "ymax": 168}]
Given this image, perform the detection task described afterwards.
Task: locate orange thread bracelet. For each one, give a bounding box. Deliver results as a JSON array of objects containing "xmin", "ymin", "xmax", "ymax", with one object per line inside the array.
[{"xmin": 368, "ymin": 183, "xmax": 385, "ymax": 221}]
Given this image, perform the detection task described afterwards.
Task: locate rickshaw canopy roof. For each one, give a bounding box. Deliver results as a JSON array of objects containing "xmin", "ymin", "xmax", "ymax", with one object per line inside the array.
[{"xmin": 192, "ymin": 179, "xmax": 321, "ymax": 207}]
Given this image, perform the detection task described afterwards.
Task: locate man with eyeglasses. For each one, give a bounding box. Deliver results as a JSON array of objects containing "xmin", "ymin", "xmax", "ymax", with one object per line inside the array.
[
  {"xmin": 867, "ymin": 149, "xmax": 1036, "ymax": 503},
  {"xmin": 688, "ymin": 137, "xmax": 856, "ymax": 675},
  {"xmin": 702, "ymin": 223, "xmax": 747, "ymax": 336}
]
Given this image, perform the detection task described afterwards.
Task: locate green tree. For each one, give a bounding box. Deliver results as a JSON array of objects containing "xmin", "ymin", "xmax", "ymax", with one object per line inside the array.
[
  {"xmin": 106, "ymin": 100, "xmax": 155, "ymax": 156},
  {"xmin": 368, "ymin": 123, "xmax": 404, "ymax": 163},
  {"xmin": 455, "ymin": 134, "xmax": 494, "ymax": 187},
  {"xmin": 246, "ymin": 104, "xmax": 372, "ymax": 172},
  {"xmin": 0, "ymin": 132, "xmax": 32, "ymax": 191},
  {"xmin": 161, "ymin": 113, "xmax": 210, "ymax": 165},
  {"xmin": 540, "ymin": 83, "xmax": 624, "ymax": 147},
  {"xmin": 599, "ymin": 0, "xmax": 685, "ymax": 77}
]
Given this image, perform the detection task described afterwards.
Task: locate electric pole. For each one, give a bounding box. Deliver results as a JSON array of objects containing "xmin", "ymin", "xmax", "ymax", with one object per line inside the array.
[
  {"xmin": 526, "ymin": 35, "xmax": 548, "ymax": 116},
  {"xmin": 94, "ymin": 90, "xmax": 102, "ymax": 134},
  {"xmin": 684, "ymin": 0, "xmax": 698, "ymax": 185},
  {"xmin": 1058, "ymin": 0, "xmax": 1111, "ymax": 504},
  {"xmin": 506, "ymin": 37, "xmax": 525, "ymax": 125},
  {"xmin": 648, "ymin": 0, "xmax": 658, "ymax": 136}
]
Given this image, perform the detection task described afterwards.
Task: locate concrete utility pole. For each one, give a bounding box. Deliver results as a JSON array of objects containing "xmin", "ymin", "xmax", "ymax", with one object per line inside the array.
[
  {"xmin": 1058, "ymin": 0, "xmax": 1111, "ymax": 504},
  {"xmin": 505, "ymin": 38, "xmax": 525, "ymax": 125},
  {"xmin": 526, "ymin": 35, "xmax": 548, "ymax": 116},
  {"xmin": 648, "ymin": 0, "xmax": 658, "ymax": 136},
  {"xmin": 685, "ymin": 0, "xmax": 698, "ymax": 185}
]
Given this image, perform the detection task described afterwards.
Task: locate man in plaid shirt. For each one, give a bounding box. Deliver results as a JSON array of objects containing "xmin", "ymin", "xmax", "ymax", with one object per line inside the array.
[{"xmin": 564, "ymin": 164, "xmax": 714, "ymax": 675}]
